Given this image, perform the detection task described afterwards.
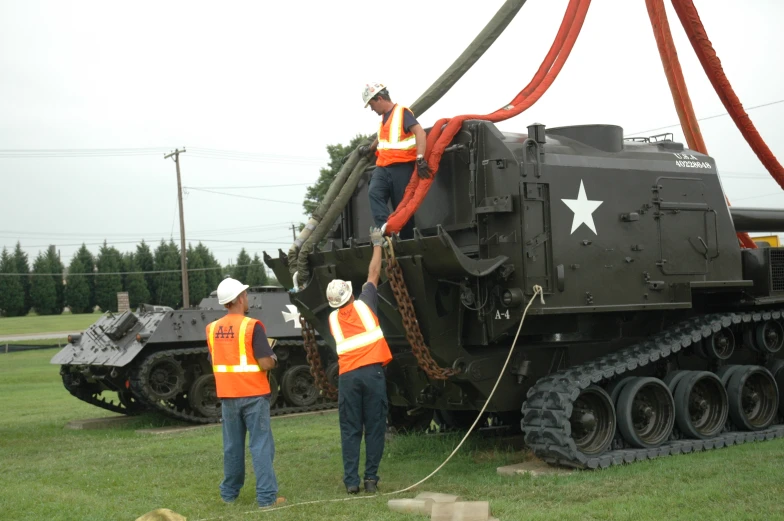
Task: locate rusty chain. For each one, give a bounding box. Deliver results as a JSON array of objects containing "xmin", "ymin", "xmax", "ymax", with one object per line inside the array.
[
  {"xmin": 299, "ymin": 315, "xmax": 338, "ymax": 400},
  {"xmin": 383, "ymin": 241, "xmax": 458, "ymax": 380}
]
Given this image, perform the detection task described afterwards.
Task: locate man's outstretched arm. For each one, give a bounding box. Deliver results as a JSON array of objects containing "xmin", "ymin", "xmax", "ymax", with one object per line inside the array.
[
  {"xmin": 367, "ymin": 245, "xmax": 382, "ymax": 287},
  {"xmin": 367, "ymin": 226, "xmax": 384, "ymax": 287}
]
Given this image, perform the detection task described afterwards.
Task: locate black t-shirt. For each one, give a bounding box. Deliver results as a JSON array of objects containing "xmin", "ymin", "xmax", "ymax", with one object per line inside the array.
[
  {"xmin": 382, "ymin": 106, "xmax": 419, "ymax": 134},
  {"xmin": 359, "ymin": 282, "xmax": 379, "ymax": 315}
]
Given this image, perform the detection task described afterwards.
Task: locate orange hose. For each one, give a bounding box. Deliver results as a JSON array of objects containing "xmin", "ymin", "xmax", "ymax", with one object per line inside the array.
[
  {"xmin": 387, "ymin": 0, "xmax": 590, "ymax": 233},
  {"xmin": 646, "ymin": 0, "xmax": 755, "ymax": 249},
  {"xmin": 646, "ymin": 0, "xmax": 704, "ymax": 152}
]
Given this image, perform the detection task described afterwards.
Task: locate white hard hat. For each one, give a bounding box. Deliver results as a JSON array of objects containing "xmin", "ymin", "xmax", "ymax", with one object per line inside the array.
[
  {"xmin": 217, "ymin": 278, "xmax": 249, "ymax": 305},
  {"xmin": 326, "ymin": 279, "xmax": 353, "ymax": 308},
  {"xmin": 362, "ymin": 82, "xmax": 386, "ymax": 107}
]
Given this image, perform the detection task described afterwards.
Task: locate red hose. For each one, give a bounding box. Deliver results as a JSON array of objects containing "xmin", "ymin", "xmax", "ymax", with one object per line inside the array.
[
  {"xmin": 386, "ymin": 0, "xmax": 590, "ymax": 234},
  {"xmin": 671, "ymin": 0, "xmax": 784, "ymax": 192},
  {"xmin": 670, "ymin": 0, "xmax": 784, "ymax": 248}
]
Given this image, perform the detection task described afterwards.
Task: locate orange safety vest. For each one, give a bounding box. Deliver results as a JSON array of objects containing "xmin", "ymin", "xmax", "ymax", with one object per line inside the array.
[
  {"xmin": 376, "ymin": 104, "xmax": 418, "ymax": 167},
  {"xmin": 329, "ymin": 300, "xmax": 393, "ymax": 375},
  {"xmin": 205, "ymin": 314, "xmax": 271, "ymax": 398}
]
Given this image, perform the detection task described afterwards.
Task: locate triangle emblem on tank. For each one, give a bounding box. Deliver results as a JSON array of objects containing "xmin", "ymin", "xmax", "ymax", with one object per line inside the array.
[
  {"xmin": 561, "ymin": 179, "xmax": 603, "ymax": 234},
  {"xmin": 282, "ymin": 305, "xmax": 302, "ymax": 328}
]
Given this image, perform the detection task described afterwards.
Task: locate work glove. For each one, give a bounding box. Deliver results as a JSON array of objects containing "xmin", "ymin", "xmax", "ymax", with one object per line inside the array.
[
  {"xmin": 358, "ymin": 145, "xmax": 371, "ymax": 158},
  {"xmin": 416, "ymin": 157, "xmax": 431, "ymax": 179},
  {"xmin": 369, "ymin": 226, "xmax": 384, "ymax": 247}
]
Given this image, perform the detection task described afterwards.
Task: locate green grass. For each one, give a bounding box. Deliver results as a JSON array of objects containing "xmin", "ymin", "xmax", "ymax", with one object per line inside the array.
[
  {"xmin": 4, "ymin": 337, "xmax": 68, "ymax": 346},
  {"xmin": 0, "ymin": 311, "xmax": 102, "ymax": 336},
  {"xmin": 2, "ymin": 350, "xmax": 784, "ymax": 521}
]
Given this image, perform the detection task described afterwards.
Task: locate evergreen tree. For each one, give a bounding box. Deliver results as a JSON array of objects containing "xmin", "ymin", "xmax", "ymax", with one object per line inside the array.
[
  {"xmin": 30, "ymin": 252, "xmax": 58, "ymax": 315},
  {"xmin": 65, "ymin": 258, "xmax": 92, "ymax": 314},
  {"xmin": 94, "ymin": 242, "xmax": 123, "ymax": 312},
  {"xmin": 135, "ymin": 241, "xmax": 155, "ymax": 297},
  {"xmin": 124, "ymin": 254, "xmax": 150, "ymax": 309},
  {"xmin": 187, "ymin": 244, "xmax": 208, "ymax": 304},
  {"xmin": 45, "ymin": 246, "xmax": 65, "ymax": 314},
  {"xmin": 13, "ymin": 242, "xmax": 32, "ymax": 315},
  {"xmin": 195, "ymin": 242, "xmax": 223, "ymax": 294},
  {"xmin": 247, "ymin": 253, "xmax": 268, "ymax": 286},
  {"xmin": 303, "ymin": 133, "xmax": 372, "ymax": 217},
  {"xmin": 153, "ymin": 239, "xmax": 182, "ymax": 309},
  {"xmin": 233, "ymin": 248, "xmax": 252, "ymax": 284},
  {"xmin": 73, "ymin": 244, "xmax": 96, "ymax": 310},
  {"xmin": 0, "ymin": 248, "xmax": 25, "ymax": 316},
  {"xmin": 266, "ymin": 275, "xmax": 282, "ymax": 287}
]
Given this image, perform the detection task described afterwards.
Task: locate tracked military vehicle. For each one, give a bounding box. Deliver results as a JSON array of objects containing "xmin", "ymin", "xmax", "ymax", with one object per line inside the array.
[
  {"xmin": 51, "ymin": 286, "xmax": 337, "ymax": 423},
  {"xmin": 265, "ymin": 121, "xmax": 784, "ymax": 468}
]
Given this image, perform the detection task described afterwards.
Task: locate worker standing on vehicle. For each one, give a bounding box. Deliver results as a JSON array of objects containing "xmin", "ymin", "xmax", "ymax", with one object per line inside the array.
[
  {"xmin": 359, "ymin": 82, "xmax": 430, "ymax": 240},
  {"xmin": 205, "ymin": 278, "xmax": 285, "ymax": 509},
  {"xmin": 326, "ymin": 226, "xmax": 393, "ymax": 494}
]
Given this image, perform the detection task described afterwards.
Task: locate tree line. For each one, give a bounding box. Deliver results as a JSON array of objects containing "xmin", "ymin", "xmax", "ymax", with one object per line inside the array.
[{"xmin": 0, "ymin": 240, "xmax": 271, "ymax": 316}]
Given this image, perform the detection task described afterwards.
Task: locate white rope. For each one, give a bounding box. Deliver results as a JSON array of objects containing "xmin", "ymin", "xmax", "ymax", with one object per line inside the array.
[{"xmin": 194, "ymin": 284, "xmax": 545, "ymax": 520}]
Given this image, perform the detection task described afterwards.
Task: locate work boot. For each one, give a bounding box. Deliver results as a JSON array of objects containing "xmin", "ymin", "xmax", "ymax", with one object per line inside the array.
[
  {"xmin": 346, "ymin": 485, "xmax": 360, "ymax": 495},
  {"xmin": 364, "ymin": 479, "xmax": 378, "ymax": 493},
  {"xmin": 258, "ymin": 497, "xmax": 286, "ymax": 509}
]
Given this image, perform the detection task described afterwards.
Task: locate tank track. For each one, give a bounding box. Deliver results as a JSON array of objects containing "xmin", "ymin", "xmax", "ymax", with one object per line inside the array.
[
  {"xmin": 131, "ymin": 347, "xmax": 337, "ymax": 425},
  {"xmin": 60, "ymin": 370, "xmax": 146, "ymax": 416},
  {"xmin": 522, "ymin": 309, "xmax": 784, "ymax": 469}
]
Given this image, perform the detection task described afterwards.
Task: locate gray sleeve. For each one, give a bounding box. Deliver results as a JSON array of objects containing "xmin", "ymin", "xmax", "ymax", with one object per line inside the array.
[{"xmin": 358, "ymin": 282, "xmax": 379, "ymax": 315}]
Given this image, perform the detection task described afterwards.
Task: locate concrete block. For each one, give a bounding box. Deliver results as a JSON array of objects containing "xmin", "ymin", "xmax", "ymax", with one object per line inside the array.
[
  {"xmin": 388, "ymin": 499, "xmax": 433, "ymax": 515},
  {"xmin": 65, "ymin": 416, "xmax": 136, "ymax": 430},
  {"xmin": 431, "ymin": 501, "xmax": 490, "ymax": 521},
  {"xmin": 496, "ymin": 459, "xmax": 573, "ymax": 477},
  {"xmin": 416, "ymin": 492, "xmax": 461, "ymax": 503},
  {"xmin": 135, "ymin": 424, "xmax": 217, "ymax": 435}
]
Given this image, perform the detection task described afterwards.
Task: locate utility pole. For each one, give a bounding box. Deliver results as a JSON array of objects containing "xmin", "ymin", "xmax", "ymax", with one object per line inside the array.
[
  {"xmin": 164, "ymin": 148, "xmax": 189, "ymax": 309},
  {"xmin": 291, "ymin": 223, "xmax": 297, "ymax": 241}
]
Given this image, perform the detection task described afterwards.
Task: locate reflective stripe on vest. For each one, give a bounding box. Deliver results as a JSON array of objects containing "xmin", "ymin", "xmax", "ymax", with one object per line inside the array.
[
  {"xmin": 329, "ymin": 300, "xmax": 384, "ymax": 355},
  {"xmin": 377, "ymin": 105, "xmax": 417, "ymax": 152},
  {"xmin": 207, "ymin": 317, "xmax": 260, "ymax": 373}
]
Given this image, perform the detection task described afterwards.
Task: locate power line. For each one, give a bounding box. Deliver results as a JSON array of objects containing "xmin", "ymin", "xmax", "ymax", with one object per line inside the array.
[
  {"xmin": 0, "ymin": 222, "xmax": 294, "ymax": 239},
  {"xmin": 625, "ymin": 98, "xmax": 784, "ymax": 137},
  {"xmin": 187, "ymin": 147, "xmax": 326, "ymax": 164},
  {"xmin": 0, "ymin": 263, "xmax": 258, "ymax": 277},
  {"xmin": 0, "ymin": 146, "xmax": 328, "ymax": 164},
  {"xmin": 188, "ymin": 153, "xmax": 325, "ymax": 166},
  {"xmin": 0, "ymin": 147, "xmax": 168, "ymax": 158},
  {"xmin": 0, "ymin": 237, "xmax": 294, "ymax": 249},
  {"xmin": 731, "ymin": 192, "xmax": 784, "ymax": 202},
  {"xmin": 185, "ymin": 187, "xmax": 302, "ymax": 205},
  {"xmin": 184, "ymin": 183, "xmax": 312, "ymax": 190}
]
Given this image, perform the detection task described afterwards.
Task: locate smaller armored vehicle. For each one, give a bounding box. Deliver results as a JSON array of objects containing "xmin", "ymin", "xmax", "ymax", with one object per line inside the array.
[{"xmin": 51, "ymin": 286, "xmax": 337, "ymax": 423}]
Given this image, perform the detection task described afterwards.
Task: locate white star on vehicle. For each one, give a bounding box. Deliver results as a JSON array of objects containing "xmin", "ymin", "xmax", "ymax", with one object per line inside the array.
[
  {"xmin": 561, "ymin": 180, "xmax": 603, "ymax": 235},
  {"xmin": 282, "ymin": 305, "xmax": 301, "ymax": 328}
]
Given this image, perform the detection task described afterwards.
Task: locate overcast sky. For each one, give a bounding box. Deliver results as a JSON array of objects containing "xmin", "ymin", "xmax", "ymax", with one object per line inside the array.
[{"xmin": 1, "ymin": 0, "xmax": 782, "ymax": 270}]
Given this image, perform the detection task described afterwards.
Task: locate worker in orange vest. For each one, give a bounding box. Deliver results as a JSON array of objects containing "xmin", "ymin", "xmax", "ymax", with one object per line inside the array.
[
  {"xmin": 205, "ymin": 278, "xmax": 285, "ymax": 509},
  {"xmin": 326, "ymin": 226, "xmax": 393, "ymax": 494},
  {"xmin": 359, "ymin": 82, "xmax": 430, "ymax": 240}
]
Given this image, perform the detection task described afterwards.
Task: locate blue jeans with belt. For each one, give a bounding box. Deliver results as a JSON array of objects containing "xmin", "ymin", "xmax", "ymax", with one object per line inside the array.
[
  {"xmin": 368, "ymin": 162, "xmax": 416, "ymax": 240},
  {"xmin": 219, "ymin": 395, "xmax": 278, "ymax": 507},
  {"xmin": 338, "ymin": 363, "xmax": 388, "ymax": 488}
]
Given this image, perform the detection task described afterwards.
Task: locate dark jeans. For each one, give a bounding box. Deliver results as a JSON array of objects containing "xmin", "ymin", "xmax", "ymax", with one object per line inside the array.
[
  {"xmin": 368, "ymin": 162, "xmax": 415, "ymax": 240},
  {"xmin": 338, "ymin": 363, "xmax": 388, "ymax": 488},
  {"xmin": 219, "ymin": 395, "xmax": 278, "ymax": 507}
]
